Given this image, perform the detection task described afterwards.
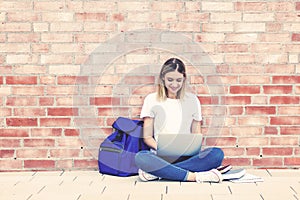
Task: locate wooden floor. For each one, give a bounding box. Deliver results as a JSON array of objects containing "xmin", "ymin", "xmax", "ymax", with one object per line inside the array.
[{"xmin": 0, "ymin": 169, "xmax": 299, "ymax": 200}]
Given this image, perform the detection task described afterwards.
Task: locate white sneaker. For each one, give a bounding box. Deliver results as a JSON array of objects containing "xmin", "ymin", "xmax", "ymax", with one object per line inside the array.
[
  {"xmin": 138, "ymin": 169, "xmax": 159, "ymax": 182},
  {"xmin": 195, "ymin": 169, "xmax": 222, "ymax": 183}
]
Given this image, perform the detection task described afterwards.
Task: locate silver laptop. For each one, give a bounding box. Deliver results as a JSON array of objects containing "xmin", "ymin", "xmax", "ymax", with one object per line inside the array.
[{"xmin": 157, "ymin": 134, "xmax": 203, "ymax": 156}]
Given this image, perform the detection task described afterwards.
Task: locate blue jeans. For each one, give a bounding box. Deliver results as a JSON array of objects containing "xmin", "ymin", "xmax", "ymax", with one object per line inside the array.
[{"xmin": 135, "ymin": 147, "xmax": 224, "ymax": 181}]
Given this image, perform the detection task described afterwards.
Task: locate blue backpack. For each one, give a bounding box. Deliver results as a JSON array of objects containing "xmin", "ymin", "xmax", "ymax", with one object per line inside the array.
[{"xmin": 98, "ymin": 117, "xmax": 150, "ymax": 177}]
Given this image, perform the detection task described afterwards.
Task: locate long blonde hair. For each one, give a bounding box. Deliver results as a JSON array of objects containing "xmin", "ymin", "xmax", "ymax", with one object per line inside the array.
[{"xmin": 157, "ymin": 58, "xmax": 187, "ymax": 101}]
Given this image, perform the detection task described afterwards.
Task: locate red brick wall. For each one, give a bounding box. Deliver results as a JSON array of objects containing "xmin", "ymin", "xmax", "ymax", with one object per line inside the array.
[{"xmin": 0, "ymin": 1, "xmax": 300, "ymax": 171}]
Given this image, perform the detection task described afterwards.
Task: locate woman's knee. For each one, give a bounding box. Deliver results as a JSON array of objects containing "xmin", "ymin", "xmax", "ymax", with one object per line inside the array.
[
  {"xmin": 201, "ymin": 147, "xmax": 224, "ymax": 164},
  {"xmin": 135, "ymin": 150, "xmax": 151, "ymax": 168}
]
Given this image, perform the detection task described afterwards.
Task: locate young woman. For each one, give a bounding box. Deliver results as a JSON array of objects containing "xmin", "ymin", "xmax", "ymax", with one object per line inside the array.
[{"xmin": 135, "ymin": 58, "xmax": 224, "ymax": 183}]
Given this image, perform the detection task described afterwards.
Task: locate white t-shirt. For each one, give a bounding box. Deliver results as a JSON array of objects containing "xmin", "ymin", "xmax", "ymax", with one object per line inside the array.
[{"xmin": 140, "ymin": 92, "xmax": 202, "ymax": 140}]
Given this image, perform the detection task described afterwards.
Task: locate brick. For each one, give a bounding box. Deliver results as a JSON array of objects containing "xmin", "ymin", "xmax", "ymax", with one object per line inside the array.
[
  {"xmin": 246, "ymin": 106, "xmax": 276, "ymax": 115},
  {"xmin": 83, "ymin": 2, "xmax": 116, "ymax": 11},
  {"xmin": 0, "ymin": 129, "xmax": 29, "ymax": 137},
  {"xmin": 230, "ymin": 86, "xmax": 260, "ymax": 94},
  {"xmin": 223, "ymin": 158, "xmax": 251, "ymax": 166},
  {"xmin": 42, "ymin": 12, "xmax": 74, "ymax": 22},
  {"xmin": 56, "ymin": 160, "xmax": 73, "ymax": 169},
  {"xmin": 50, "ymin": 149, "xmax": 80, "ymax": 158},
  {"xmin": 232, "ymin": 126, "xmax": 263, "ymax": 136},
  {"xmin": 280, "ymin": 127, "xmax": 300, "ymax": 135},
  {"xmin": 240, "ymin": 76, "xmax": 270, "ymax": 84},
  {"xmin": 34, "ymin": 1, "xmax": 66, "ymax": 11},
  {"xmin": 238, "ymin": 117, "xmax": 268, "ymax": 126},
  {"xmin": 297, "ymin": 2, "xmax": 300, "ymax": 10},
  {"xmin": 0, "ymin": 86, "xmax": 10, "ymax": 96},
  {"xmin": 6, "ymin": 118, "xmax": 37, "ymax": 127},
  {"xmin": 235, "ymin": 23, "xmax": 265, "ymax": 32},
  {"xmin": 202, "ymin": 2, "xmax": 233, "ymax": 11},
  {"xmin": 179, "ymin": 13, "xmax": 209, "ymax": 22},
  {"xmin": 285, "ymin": 44, "xmax": 300, "ymax": 53},
  {"xmin": 225, "ymin": 55, "xmax": 256, "ymax": 64},
  {"xmin": 123, "ymin": 76, "xmax": 155, "ymax": 85},
  {"xmin": 57, "ymin": 138, "xmax": 83, "ymax": 147},
  {"xmin": 0, "ymin": 160, "xmax": 22, "ymax": 170},
  {"xmin": 253, "ymin": 158, "xmax": 283, "ymax": 167},
  {"xmin": 292, "ymin": 33, "xmax": 300, "ymax": 42},
  {"xmin": 202, "ymin": 23, "xmax": 233, "ymax": 32},
  {"xmin": 84, "ymin": 22, "xmax": 116, "ymax": 32},
  {"xmin": 16, "ymin": 149, "xmax": 48, "ymax": 158},
  {"xmin": 7, "ymin": 54, "xmax": 39, "ymax": 64},
  {"xmin": 270, "ymin": 96, "xmax": 299, "ymax": 104},
  {"xmin": 41, "ymin": 33, "xmax": 73, "ymax": 42},
  {"xmin": 284, "ymin": 158, "xmax": 300, "ymax": 166},
  {"xmin": 0, "ymin": 150, "xmax": 15, "ymax": 158},
  {"xmin": 111, "ymin": 13, "xmax": 124, "ymax": 22},
  {"xmin": 195, "ymin": 33, "xmax": 225, "ymax": 42},
  {"xmin": 263, "ymin": 86, "xmax": 293, "ymax": 94},
  {"xmin": 246, "ymin": 147, "xmax": 260, "ymax": 156},
  {"xmin": 39, "ymin": 97, "xmax": 54, "ymax": 106},
  {"xmin": 24, "ymin": 160, "xmax": 55, "ymax": 169},
  {"xmin": 41, "ymin": 55, "xmax": 73, "ymax": 64},
  {"xmin": 8, "ymin": 33, "xmax": 40, "ymax": 43},
  {"xmin": 90, "ymin": 97, "xmax": 120, "ymax": 106},
  {"xmin": 33, "ymin": 23, "xmax": 49, "ymax": 32},
  {"xmin": 50, "ymin": 65, "xmax": 81, "ymax": 75},
  {"xmin": 265, "ymin": 64, "xmax": 295, "ymax": 74},
  {"xmin": 270, "ymin": 137, "xmax": 299, "ymax": 145},
  {"xmin": 206, "ymin": 137, "xmax": 237, "ymax": 146},
  {"xmin": 48, "ymin": 108, "xmax": 78, "ymax": 116},
  {"xmin": 264, "ymin": 126, "xmax": 278, "ymax": 135},
  {"xmin": 273, "ymin": 76, "xmax": 300, "ymax": 84},
  {"xmin": 250, "ymin": 43, "xmax": 282, "ymax": 53},
  {"xmin": 0, "ymin": 22, "xmax": 31, "ymax": 32},
  {"xmin": 74, "ymin": 159, "xmax": 97, "ymax": 168},
  {"xmin": 6, "ymin": 76, "xmax": 37, "ymax": 84},
  {"xmin": 222, "ymin": 148, "xmax": 245, "ymax": 156},
  {"xmin": 211, "ymin": 13, "xmax": 241, "ymax": 22},
  {"xmin": 0, "ymin": 139, "xmax": 20, "ymax": 147},
  {"xmin": 224, "ymin": 96, "xmax": 251, "ymax": 105},
  {"xmin": 7, "ymin": 12, "xmax": 39, "ymax": 22},
  {"xmin": 6, "ymin": 97, "xmax": 37, "ymax": 106},
  {"xmin": 64, "ymin": 129, "xmax": 80, "ymax": 136},
  {"xmin": 267, "ymin": 2, "xmax": 294, "ymax": 11},
  {"xmin": 0, "ymin": 43, "xmax": 30, "ymax": 53},
  {"xmin": 243, "ymin": 13, "xmax": 274, "ymax": 22},
  {"xmin": 271, "ymin": 116, "xmax": 300, "ymax": 125},
  {"xmin": 40, "ymin": 118, "xmax": 71, "ymax": 127},
  {"xmin": 75, "ymin": 12, "xmax": 106, "ymax": 21},
  {"xmin": 12, "ymin": 86, "xmax": 44, "ymax": 96},
  {"xmin": 151, "ymin": 2, "xmax": 182, "ymax": 11},
  {"xmin": 238, "ymin": 137, "xmax": 269, "ymax": 146},
  {"xmin": 24, "ymin": 139, "xmax": 55, "ymax": 147},
  {"xmin": 235, "ymin": 2, "xmax": 266, "ymax": 11},
  {"xmin": 14, "ymin": 108, "xmax": 45, "ymax": 116},
  {"xmin": 0, "ymin": 108, "xmax": 11, "ymax": 117},
  {"xmin": 218, "ymin": 44, "xmax": 248, "ymax": 53},
  {"xmin": 57, "ymin": 76, "xmax": 89, "ymax": 85},
  {"xmin": 31, "ymin": 128, "xmax": 62, "ymax": 137},
  {"xmin": 263, "ymin": 148, "xmax": 293, "ymax": 156},
  {"xmin": 46, "ymin": 86, "xmax": 77, "ymax": 95}
]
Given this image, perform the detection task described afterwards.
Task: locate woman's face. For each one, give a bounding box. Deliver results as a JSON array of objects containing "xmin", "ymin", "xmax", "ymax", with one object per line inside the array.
[{"xmin": 163, "ymin": 71, "xmax": 185, "ymax": 98}]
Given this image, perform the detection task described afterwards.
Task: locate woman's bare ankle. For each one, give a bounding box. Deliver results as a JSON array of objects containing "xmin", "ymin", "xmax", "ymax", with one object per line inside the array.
[{"xmin": 186, "ymin": 172, "xmax": 196, "ymax": 182}]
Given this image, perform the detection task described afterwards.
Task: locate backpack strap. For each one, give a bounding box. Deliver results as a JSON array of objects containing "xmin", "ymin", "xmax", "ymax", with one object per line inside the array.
[{"xmin": 112, "ymin": 117, "xmax": 138, "ymax": 133}]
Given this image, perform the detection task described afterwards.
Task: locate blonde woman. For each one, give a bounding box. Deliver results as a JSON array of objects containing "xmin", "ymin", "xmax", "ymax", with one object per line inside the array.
[{"xmin": 135, "ymin": 58, "xmax": 224, "ymax": 183}]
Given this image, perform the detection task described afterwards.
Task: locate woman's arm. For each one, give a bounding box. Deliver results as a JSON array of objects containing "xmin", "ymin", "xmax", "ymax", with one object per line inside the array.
[
  {"xmin": 143, "ymin": 117, "xmax": 157, "ymax": 150},
  {"xmin": 191, "ymin": 119, "xmax": 202, "ymax": 134}
]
